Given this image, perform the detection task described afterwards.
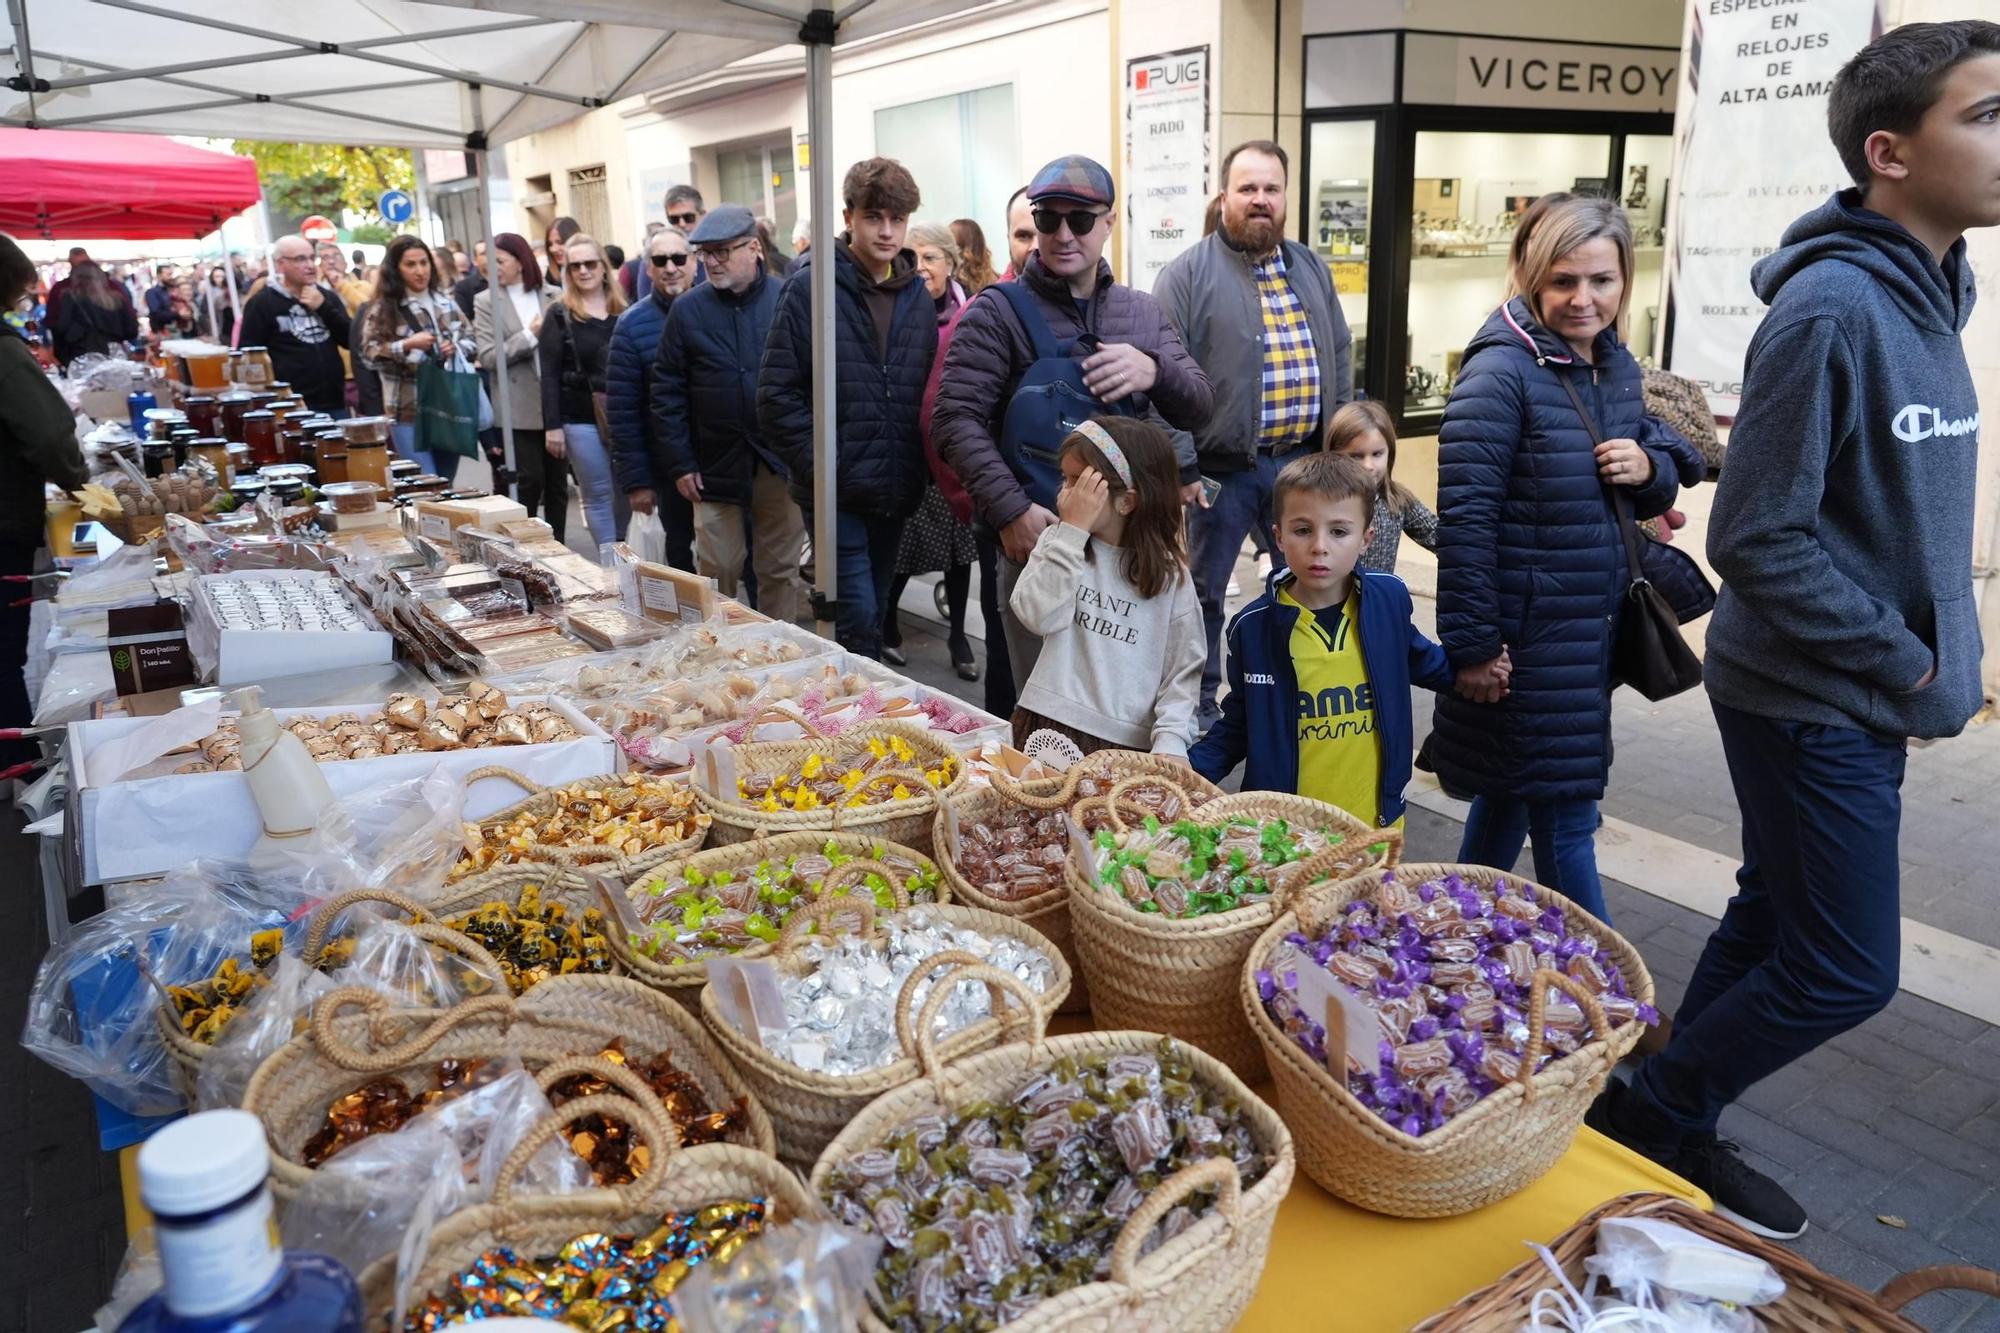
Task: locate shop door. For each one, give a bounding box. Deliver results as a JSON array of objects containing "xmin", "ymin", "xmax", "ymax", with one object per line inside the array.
[
  {"xmin": 716, "ymin": 140, "xmax": 798, "ymax": 264},
  {"xmin": 1304, "ymin": 117, "xmax": 1381, "ymax": 401}
]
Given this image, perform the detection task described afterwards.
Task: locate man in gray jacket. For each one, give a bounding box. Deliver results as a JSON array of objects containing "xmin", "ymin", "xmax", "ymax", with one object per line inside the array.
[{"xmin": 1154, "ymin": 139, "xmax": 1353, "ymax": 725}]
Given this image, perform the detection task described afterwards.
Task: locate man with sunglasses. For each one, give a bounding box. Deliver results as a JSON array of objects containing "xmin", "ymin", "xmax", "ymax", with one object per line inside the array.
[
  {"xmin": 608, "ymin": 226, "xmax": 697, "ymax": 571},
  {"xmin": 652, "ymin": 205, "xmax": 806, "ymax": 622},
  {"xmin": 1153, "ymin": 138, "xmax": 1354, "ymax": 728},
  {"xmin": 933, "ymin": 153, "xmax": 1212, "ymax": 688},
  {"xmin": 626, "ymin": 186, "xmax": 710, "ymax": 300}
]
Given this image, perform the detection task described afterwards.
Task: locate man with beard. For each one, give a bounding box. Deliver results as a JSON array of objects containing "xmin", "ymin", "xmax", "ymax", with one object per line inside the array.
[{"xmin": 1154, "ymin": 139, "xmax": 1353, "ymax": 728}]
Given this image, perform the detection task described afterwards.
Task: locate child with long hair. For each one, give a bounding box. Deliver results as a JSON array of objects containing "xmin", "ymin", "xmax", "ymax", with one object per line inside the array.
[
  {"xmin": 1010, "ymin": 416, "xmax": 1204, "ymax": 758},
  {"xmin": 1325, "ymin": 399, "xmax": 1438, "ymax": 573}
]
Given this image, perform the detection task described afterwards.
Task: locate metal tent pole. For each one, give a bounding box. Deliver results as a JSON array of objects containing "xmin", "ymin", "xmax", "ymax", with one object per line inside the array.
[
  {"xmin": 472, "ymin": 90, "xmax": 516, "ymax": 477},
  {"xmin": 804, "ymin": 10, "xmax": 838, "ymax": 639}
]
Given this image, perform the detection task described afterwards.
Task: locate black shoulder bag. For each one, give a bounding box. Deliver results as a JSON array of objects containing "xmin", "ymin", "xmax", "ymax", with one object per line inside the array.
[{"xmin": 1556, "ymin": 372, "xmax": 1711, "ymax": 701}]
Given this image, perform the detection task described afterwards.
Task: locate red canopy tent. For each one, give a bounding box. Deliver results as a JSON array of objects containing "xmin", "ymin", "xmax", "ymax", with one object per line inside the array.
[{"xmin": 0, "ymin": 128, "xmax": 262, "ymax": 240}]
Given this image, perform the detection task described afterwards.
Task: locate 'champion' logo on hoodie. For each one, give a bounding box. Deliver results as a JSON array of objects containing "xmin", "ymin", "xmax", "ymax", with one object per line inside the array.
[{"xmin": 1892, "ymin": 404, "xmax": 1980, "ymax": 443}]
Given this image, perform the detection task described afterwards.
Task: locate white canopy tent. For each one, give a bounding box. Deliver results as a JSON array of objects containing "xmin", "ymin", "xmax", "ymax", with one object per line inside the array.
[{"xmin": 5, "ymin": 0, "xmax": 996, "ymax": 626}]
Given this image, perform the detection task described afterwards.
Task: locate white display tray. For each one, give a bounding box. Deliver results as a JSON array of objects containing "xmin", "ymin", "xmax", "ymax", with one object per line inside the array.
[
  {"xmin": 187, "ymin": 571, "xmax": 395, "ymax": 686},
  {"xmin": 66, "ymin": 694, "xmax": 616, "ymax": 886}
]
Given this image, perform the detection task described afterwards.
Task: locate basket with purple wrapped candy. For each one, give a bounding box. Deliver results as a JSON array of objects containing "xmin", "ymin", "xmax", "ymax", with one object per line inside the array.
[{"xmin": 1240, "ymin": 862, "xmax": 1655, "ymax": 1218}]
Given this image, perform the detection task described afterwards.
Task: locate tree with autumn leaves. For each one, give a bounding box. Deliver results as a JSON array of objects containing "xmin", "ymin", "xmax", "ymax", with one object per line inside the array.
[{"xmin": 230, "ymin": 140, "xmax": 415, "ymax": 238}]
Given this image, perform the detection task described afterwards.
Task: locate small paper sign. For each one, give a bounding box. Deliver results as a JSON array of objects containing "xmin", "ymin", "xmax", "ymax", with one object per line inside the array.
[
  {"xmin": 707, "ymin": 956, "xmax": 787, "ymax": 1047},
  {"xmin": 941, "ymin": 792, "xmax": 962, "ymax": 860},
  {"xmin": 700, "ymin": 741, "xmax": 737, "ymax": 801},
  {"xmin": 583, "ymin": 871, "xmax": 642, "ymax": 937},
  {"xmin": 1290, "ymin": 958, "xmax": 1378, "ymax": 1076},
  {"xmin": 1065, "ymin": 812, "xmax": 1097, "ymax": 883}
]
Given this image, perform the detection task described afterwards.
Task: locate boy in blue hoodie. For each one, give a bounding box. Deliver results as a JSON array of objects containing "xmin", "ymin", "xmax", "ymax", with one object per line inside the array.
[
  {"xmin": 1590, "ymin": 20, "xmax": 2000, "ymax": 1242},
  {"xmin": 1191, "ymin": 453, "xmax": 1479, "ymax": 828}
]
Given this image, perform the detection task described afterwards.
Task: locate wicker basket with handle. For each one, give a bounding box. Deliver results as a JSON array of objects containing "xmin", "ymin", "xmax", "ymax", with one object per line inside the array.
[
  {"xmin": 1412, "ymin": 1192, "xmax": 2000, "ymax": 1330},
  {"xmin": 700, "ymin": 892, "xmax": 1071, "ymax": 1167},
  {"xmin": 611, "ymin": 831, "xmax": 947, "ymax": 1014},
  {"xmin": 934, "ymin": 750, "xmax": 1222, "ymax": 1015},
  {"xmin": 153, "ymin": 886, "xmax": 507, "ymax": 1109},
  {"xmin": 695, "ymin": 717, "xmax": 966, "ymax": 854},
  {"xmin": 810, "ymin": 961, "xmax": 1296, "ymax": 1333},
  {"xmin": 1065, "ymin": 784, "xmax": 1400, "ymax": 1081},
  {"xmin": 358, "ymin": 1053, "xmax": 818, "ymax": 1326},
  {"xmin": 240, "ymin": 969, "xmax": 774, "ymax": 1200},
  {"xmin": 436, "ymin": 765, "xmax": 711, "ymax": 904},
  {"xmin": 1242, "ymin": 861, "xmax": 1653, "ymax": 1217}
]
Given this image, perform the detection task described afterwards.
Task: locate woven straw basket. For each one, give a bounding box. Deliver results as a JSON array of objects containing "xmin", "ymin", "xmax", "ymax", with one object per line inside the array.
[
  {"xmin": 358, "ymin": 1056, "xmax": 819, "ymax": 1325},
  {"xmin": 1241, "ymin": 862, "xmax": 1653, "ymax": 1218},
  {"xmin": 702, "ymin": 900, "xmax": 1072, "ymax": 1167},
  {"xmin": 436, "ymin": 765, "xmax": 711, "ymax": 905},
  {"xmin": 696, "ymin": 718, "xmax": 967, "ymax": 854},
  {"xmin": 611, "ymin": 832, "xmax": 947, "ymax": 1014},
  {"xmin": 153, "ymin": 887, "xmax": 508, "ymax": 1110},
  {"xmin": 241, "ymin": 971, "xmax": 774, "ymax": 1200},
  {"xmin": 1413, "ymin": 1192, "xmax": 2000, "ymax": 1330},
  {"xmin": 1065, "ymin": 784, "xmax": 1400, "ymax": 1081},
  {"xmin": 810, "ymin": 964, "xmax": 1296, "ymax": 1333},
  {"xmin": 937, "ymin": 752, "xmax": 1223, "ymax": 1016}
]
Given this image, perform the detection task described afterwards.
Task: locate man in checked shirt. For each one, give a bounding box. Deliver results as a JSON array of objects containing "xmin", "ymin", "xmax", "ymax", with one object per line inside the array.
[{"xmin": 1154, "ymin": 139, "xmax": 1355, "ymax": 729}]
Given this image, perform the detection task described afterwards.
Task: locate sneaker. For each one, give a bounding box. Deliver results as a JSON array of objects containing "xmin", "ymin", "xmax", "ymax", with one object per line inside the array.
[
  {"xmin": 1680, "ymin": 1137, "xmax": 1808, "ymax": 1240},
  {"xmin": 1586, "ymin": 1081, "xmax": 1807, "ymax": 1240},
  {"xmin": 1226, "ymin": 578, "xmax": 1241, "ymax": 597}
]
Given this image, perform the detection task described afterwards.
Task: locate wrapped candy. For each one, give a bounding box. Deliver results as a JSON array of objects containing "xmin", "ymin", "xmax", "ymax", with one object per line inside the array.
[
  {"xmin": 384, "ymin": 693, "xmax": 426, "ymax": 730},
  {"xmin": 756, "ymin": 909, "xmax": 1056, "ymax": 1075},
  {"xmin": 1254, "ymin": 871, "xmax": 1656, "ymax": 1136},
  {"xmin": 450, "ymin": 773, "xmax": 707, "ymax": 878},
  {"xmin": 734, "ymin": 734, "xmax": 955, "ymax": 815},
  {"xmin": 1087, "ymin": 815, "xmax": 1361, "ymax": 919},
  {"xmin": 399, "ymin": 1199, "xmax": 768, "ymax": 1331},
  {"xmin": 632, "ymin": 841, "xmax": 943, "ymax": 965},
  {"xmin": 821, "ymin": 1039, "xmax": 1269, "ymax": 1331},
  {"xmin": 439, "ymin": 883, "xmax": 614, "ymax": 994}
]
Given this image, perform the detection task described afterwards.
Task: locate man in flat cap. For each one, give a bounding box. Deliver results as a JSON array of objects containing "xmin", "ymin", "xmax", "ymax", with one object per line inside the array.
[{"xmin": 650, "ymin": 203, "xmax": 807, "ymax": 622}]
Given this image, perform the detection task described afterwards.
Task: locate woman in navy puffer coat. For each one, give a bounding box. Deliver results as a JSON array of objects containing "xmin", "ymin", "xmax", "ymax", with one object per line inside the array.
[{"xmin": 1431, "ymin": 198, "xmax": 1701, "ymax": 921}]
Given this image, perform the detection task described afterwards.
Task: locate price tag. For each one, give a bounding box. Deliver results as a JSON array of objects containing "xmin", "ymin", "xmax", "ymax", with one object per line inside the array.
[
  {"xmin": 940, "ymin": 792, "xmax": 962, "ymax": 860},
  {"xmin": 419, "ymin": 513, "xmax": 452, "ymax": 541},
  {"xmin": 639, "ymin": 575, "xmax": 679, "ymax": 616},
  {"xmin": 1065, "ymin": 812, "xmax": 1097, "ymax": 882},
  {"xmin": 1290, "ymin": 957, "xmax": 1379, "ymax": 1076}
]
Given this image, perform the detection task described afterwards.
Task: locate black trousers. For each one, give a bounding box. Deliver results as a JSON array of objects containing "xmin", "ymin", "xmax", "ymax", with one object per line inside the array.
[
  {"xmin": 510, "ymin": 428, "xmax": 571, "ymax": 542},
  {"xmin": 0, "ymin": 539, "xmax": 39, "ymax": 766}
]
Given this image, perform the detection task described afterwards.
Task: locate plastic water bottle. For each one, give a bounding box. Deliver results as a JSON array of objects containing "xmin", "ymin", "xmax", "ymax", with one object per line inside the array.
[{"xmin": 116, "ymin": 1109, "xmax": 363, "ymax": 1332}]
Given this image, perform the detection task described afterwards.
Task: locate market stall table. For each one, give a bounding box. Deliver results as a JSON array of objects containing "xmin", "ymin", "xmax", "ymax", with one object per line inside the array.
[{"xmin": 111, "ymin": 1046, "xmax": 1701, "ymax": 1330}]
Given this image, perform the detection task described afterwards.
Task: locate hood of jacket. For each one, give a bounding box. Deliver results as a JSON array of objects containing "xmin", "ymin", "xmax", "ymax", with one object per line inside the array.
[
  {"xmin": 1750, "ymin": 188, "xmax": 1975, "ymax": 336},
  {"xmin": 1463, "ymin": 294, "xmax": 1626, "ymax": 369}
]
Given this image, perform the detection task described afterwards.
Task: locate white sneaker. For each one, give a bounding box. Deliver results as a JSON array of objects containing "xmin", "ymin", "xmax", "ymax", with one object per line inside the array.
[{"xmin": 1226, "ymin": 578, "xmax": 1241, "ymax": 597}]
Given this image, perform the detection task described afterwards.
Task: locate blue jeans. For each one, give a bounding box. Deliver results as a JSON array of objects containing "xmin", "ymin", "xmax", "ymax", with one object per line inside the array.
[
  {"xmin": 818, "ymin": 509, "xmax": 904, "ymax": 659},
  {"xmin": 1188, "ymin": 445, "xmax": 1312, "ymax": 713},
  {"xmin": 1457, "ymin": 794, "xmax": 1609, "ymax": 923},
  {"xmin": 387, "ymin": 422, "xmax": 459, "ymax": 486},
  {"xmin": 1629, "ymin": 699, "xmax": 1905, "ymax": 1136},
  {"xmin": 561, "ymin": 420, "xmax": 617, "ymax": 549}
]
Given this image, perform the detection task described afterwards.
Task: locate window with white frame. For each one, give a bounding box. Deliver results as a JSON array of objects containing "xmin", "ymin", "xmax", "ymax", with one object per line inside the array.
[{"xmin": 873, "ymin": 84, "xmax": 1017, "ymax": 233}]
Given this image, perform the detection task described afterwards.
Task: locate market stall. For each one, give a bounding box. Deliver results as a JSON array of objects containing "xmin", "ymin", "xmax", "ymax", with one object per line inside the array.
[{"xmin": 0, "ymin": 128, "xmax": 262, "ymax": 242}]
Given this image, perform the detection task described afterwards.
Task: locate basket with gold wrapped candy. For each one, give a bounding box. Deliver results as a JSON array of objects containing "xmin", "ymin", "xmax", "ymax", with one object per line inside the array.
[
  {"xmin": 357, "ymin": 1055, "xmax": 814, "ymax": 1328},
  {"xmin": 439, "ymin": 767, "xmax": 710, "ymax": 905},
  {"xmin": 696, "ymin": 719, "xmax": 965, "ymax": 856},
  {"xmin": 242, "ymin": 971, "xmax": 774, "ymax": 1200},
  {"xmin": 152, "ymin": 888, "xmax": 504, "ymax": 1107}
]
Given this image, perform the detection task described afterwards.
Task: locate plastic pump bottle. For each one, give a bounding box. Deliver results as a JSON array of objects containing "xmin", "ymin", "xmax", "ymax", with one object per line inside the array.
[
  {"xmin": 232, "ymin": 684, "xmax": 336, "ymax": 868},
  {"xmin": 117, "ymin": 1109, "xmax": 363, "ymax": 1332}
]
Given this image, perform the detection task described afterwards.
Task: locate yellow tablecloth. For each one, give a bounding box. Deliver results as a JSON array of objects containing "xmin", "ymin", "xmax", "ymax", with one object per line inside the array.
[{"xmin": 1241, "ymin": 1127, "xmax": 1709, "ymax": 1331}]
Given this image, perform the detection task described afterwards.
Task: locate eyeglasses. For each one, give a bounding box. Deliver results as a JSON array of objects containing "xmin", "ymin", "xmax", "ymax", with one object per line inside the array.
[
  {"xmin": 568, "ymin": 259, "xmax": 603, "ymax": 271},
  {"xmin": 1032, "ymin": 206, "xmax": 1107, "ymax": 237},
  {"xmin": 650, "ymin": 253, "xmax": 692, "ymax": 268},
  {"xmin": 697, "ymin": 239, "xmax": 755, "ymax": 264},
  {"xmin": 668, "ymin": 211, "xmax": 700, "ymax": 226}
]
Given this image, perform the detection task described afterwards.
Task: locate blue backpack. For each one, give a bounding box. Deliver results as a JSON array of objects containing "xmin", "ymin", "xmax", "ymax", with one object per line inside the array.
[{"xmin": 992, "ymin": 281, "xmax": 1141, "ymax": 511}]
